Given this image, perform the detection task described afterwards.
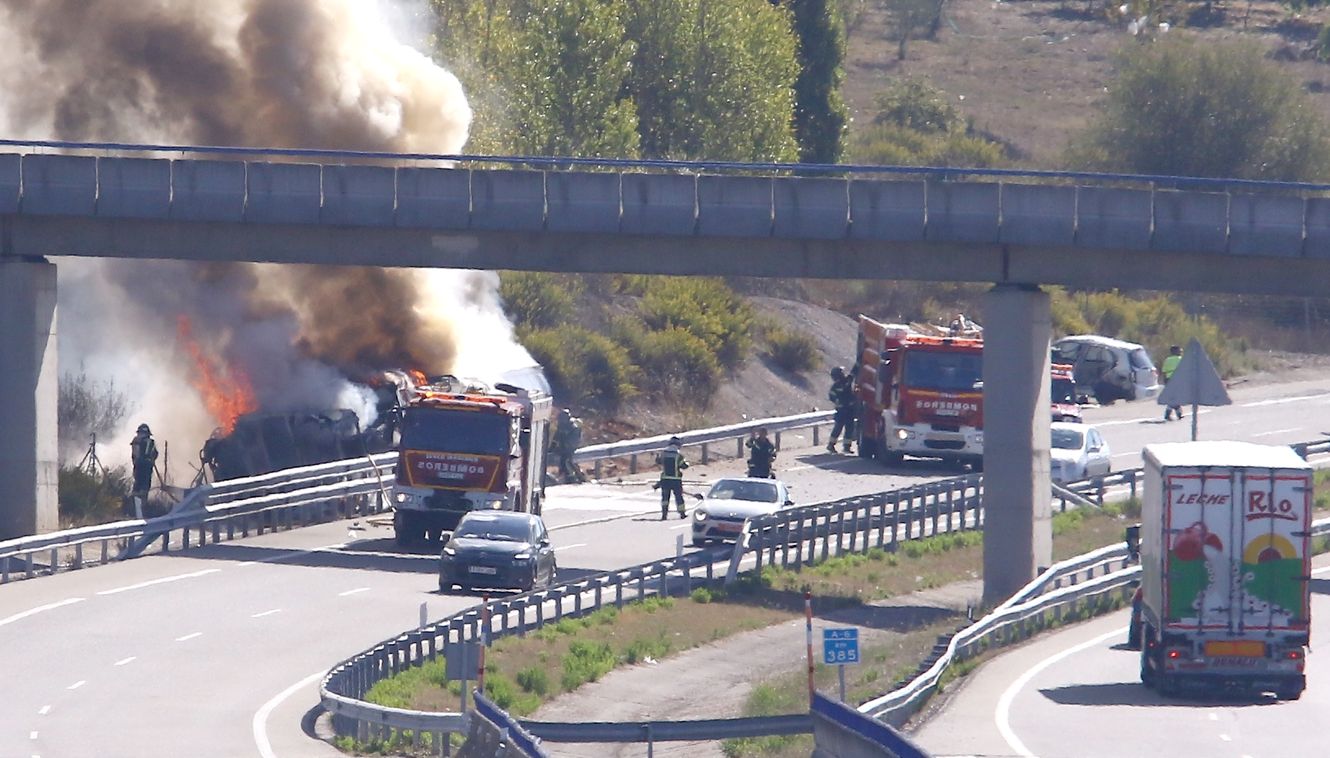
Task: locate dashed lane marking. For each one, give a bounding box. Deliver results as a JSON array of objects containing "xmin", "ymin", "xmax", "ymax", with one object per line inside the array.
[
  {"xmin": 1251, "ymin": 427, "xmax": 1299, "ymax": 437},
  {"xmin": 37, "ymin": 706, "xmax": 49, "ymax": 716},
  {"xmin": 0, "ymin": 598, "xmax": 85, "ymax": 629},
  {"xmin": 251, "ymin": 608, "xmax": 282, "ymax": 618},
  {"xmin": 338, "ymin": 587, "xmax": 371, "ymax": 597},
  {"xmin": 175, "ymin": 632, "xmax": 202, "ymax": 642},
  {"xmin": 66, "ymin": 681, "xmax": 86, "ymax": 690},
  {"xmin": 1241, "ymin": 392, "xmax": 1330, "ymax": 408},
  {"xmin": 96, "ymin": 569, "xmax": 220, "ymax": 596},
  {"xmin": 113, "ymin": 657, "xmax": 136, "ymax": 667}
]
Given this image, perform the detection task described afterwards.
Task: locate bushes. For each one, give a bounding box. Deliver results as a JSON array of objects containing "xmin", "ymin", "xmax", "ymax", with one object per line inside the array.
[
  {"xmin": 560, "ymin": 640, "xmax": 617, "ymax": 691},
  {"xmin": 499, "ymin": 272, "xmax": 583, "ymax": 329},
  {"xmin": 58, "ymin": 466, "xmax": 131, "ymax": 526},
  {"xmin": 614, "ymin": 319, "xmax": 722, "ymax": 397},
  {"xmin": 520, "ymin": 324, "xmax": 637, "ymax": 410},
  {"xmin": 638, "ymin": 278, "xmax": 754, "ymax": 368},
  {"xmin": 762, "ymin": 323, "xmax": 819, "ymax": 374}
]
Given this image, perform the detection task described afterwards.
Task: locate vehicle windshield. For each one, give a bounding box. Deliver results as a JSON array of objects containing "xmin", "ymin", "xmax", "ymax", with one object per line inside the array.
[
  {"xmin": 454, "ymin": 515, "xmax": 530, "ymax": 542},
  {"xmin": 1051, "ymin": 428, "xmax": 1085, "ymax": 450},
  {"xmin": 903, "ymin": 351, "xmax": 982, "ymax": 392},
  {"xmin": 400, "ymin": 407, "xmax": 512, "ymax": 455},
  {"xmin": 1051, "ymin": 378, "xmax": 1077, "ymax": 404},
  {"xmin": 708, "ymin": 480, "xmax": 779, "ymax": 503}
]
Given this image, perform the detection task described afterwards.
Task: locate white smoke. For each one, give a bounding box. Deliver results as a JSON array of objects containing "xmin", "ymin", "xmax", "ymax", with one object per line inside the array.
[{"xmin": 0, "ymin": 0, "xmax": 535, "ymax": 471}]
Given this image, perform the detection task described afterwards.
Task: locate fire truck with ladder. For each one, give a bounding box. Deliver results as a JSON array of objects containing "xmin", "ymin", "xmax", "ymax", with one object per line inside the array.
[
  {"xmin": 854, "ymin": 316, "xmax": 985, "ymax": 466},
  {"xmin": 390, "ymin": 376, "xmax": 553, "ymax": 546}
]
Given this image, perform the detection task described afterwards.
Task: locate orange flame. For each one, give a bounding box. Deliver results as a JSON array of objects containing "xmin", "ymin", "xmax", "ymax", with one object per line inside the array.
[
  {"xmin": 408, "ymin": 369, "xmax": 427, "ymax": 387},
  {"xmin": 176, "ymin": 316, "xmax": 257, "ymax": 434}
]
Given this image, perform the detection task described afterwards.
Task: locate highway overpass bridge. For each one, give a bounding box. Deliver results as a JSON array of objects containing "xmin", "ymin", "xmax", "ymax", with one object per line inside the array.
[{"xmin": 3, "ymin": 139, "xmax": 1328, "ymax": 600}]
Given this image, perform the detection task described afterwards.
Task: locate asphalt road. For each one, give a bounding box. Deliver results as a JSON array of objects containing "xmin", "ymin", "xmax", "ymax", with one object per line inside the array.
[
  {"xmin": 2, "ymin": 376, "xmax": 1328, "ymax": 758},
  {"xmin": 913, "ymin": 556, "xmax": 1330, "ymax": 758}
]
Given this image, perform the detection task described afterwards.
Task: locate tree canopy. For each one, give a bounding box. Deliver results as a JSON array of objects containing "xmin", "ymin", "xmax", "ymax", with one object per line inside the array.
[
  {"xmin": 1067, "ymin": 38, "xmax": 1330, "ymax": 181},
  {"xmin": 430, "ymin": 0, "xmax": 802, "ymax": 161}
]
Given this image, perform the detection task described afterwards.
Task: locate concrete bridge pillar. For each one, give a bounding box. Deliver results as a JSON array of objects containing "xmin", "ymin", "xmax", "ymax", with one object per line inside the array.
[
  {"xmin": 981, "ymin": 284, "xmax": 1052, "ymax": 605},
  {"xmin": 0, "ymin": 257, "xmax": 59, "ymax": 539}
]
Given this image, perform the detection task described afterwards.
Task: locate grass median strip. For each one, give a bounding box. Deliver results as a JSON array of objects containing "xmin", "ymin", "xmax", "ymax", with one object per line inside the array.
[{"xmin": 361, "ymin": 503, "xmax": 1136, "ymax": 719}]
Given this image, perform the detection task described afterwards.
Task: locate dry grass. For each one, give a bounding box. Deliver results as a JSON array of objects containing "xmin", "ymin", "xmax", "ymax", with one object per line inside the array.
[{"xmin": 843, "ymin": 0, "xmax": 1330, "ymax": 167}]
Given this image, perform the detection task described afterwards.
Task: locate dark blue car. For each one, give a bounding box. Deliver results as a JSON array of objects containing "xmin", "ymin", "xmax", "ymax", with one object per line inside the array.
[{"xmin": 439, "ymin": 511, "xmax": 557, "ymax": 593}]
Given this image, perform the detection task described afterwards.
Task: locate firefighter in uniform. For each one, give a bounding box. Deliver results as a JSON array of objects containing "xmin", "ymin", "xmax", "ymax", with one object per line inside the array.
[
  {"xmin": 827, "ymin": 366, "xmax": 856, "ymax": 454},
  {"xmin": 131, "ymin": 423, "xmax": 158, "ymax": 497},
  {"xmin": 552, "ymin": 408, "xmax": 586, "ymax": 483},
  {"xmin": 656, "ymin": 436, "xmax": 689, "ymax": 520},
  {"xmin": 746, "ymin": 427, "xmax": 777, "ymax": 478}
]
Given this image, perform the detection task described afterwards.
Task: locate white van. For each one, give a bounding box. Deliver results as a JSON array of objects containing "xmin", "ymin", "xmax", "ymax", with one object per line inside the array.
[{"xmin": 1052, "ymin": 335, "xmax": 1161, "ymax": 404}]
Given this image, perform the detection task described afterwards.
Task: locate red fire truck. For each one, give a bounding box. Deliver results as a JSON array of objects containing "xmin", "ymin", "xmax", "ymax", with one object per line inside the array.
[
  {"xmin": 854, "ymin": 316, "xmax": 985, "ymax": 466},
  {"xmin": 391, "ymin": 376, "xmax": 552, "ymax": 546}
]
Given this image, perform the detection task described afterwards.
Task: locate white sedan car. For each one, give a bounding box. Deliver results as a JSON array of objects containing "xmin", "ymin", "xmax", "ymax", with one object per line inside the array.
[
  {"xmin": 691, "ymin": 477, "xmax": 793, "ymax": 546},
  {"xmin": 1050, "ymin": 421, "xmax": 1112, "ymax": 484}
]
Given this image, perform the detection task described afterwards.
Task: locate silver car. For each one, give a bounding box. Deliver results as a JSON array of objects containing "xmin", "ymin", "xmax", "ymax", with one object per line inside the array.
[
  {"xmin": 691, "ymin": 477, "xmax": 793, "ymax": 546},
  {"xmin": 1052, "ymin": 335, "xmax": 1161, "ymax": 404},
  {"xmin": 1050, "ymin": 422, "xmax": 1112, "ymax": 483}
]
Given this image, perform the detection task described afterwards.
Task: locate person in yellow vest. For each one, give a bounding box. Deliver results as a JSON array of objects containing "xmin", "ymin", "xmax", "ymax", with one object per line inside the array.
[{"xmin": 1161, "ymin": 345, "xmax": 1183, "ymax": 421}]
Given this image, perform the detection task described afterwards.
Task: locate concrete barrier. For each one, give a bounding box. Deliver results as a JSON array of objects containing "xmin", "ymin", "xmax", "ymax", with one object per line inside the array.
[
  {"xmin": 97, "ymin": 157, "xmax": 171, "ymax": 219},
  {"xmin": 925, "ymin": 181, "xmax": 998, "ymax": 243},
  {"xmin": 698, "ymin": 175, "xmax": 773, "ymax": 237},
  {"xmin": 170, "ymin": 159, "xmax": 247, "ymax": 222},
  {"xmin": 621, "ymin": 172, "xmax": 696, "ymax": 236},
  {"xmin": 1152, "ymin": 190, "xmax": 1228, "ymax": 253},
  {"xmin": 21, "ymin": 154, "xmax": 97, "ymax": 216},
  {"xmin": 396, "ymin": 167, "xmax": 470, "ymax": 229},
  {"xmin": 246, "ymin": 162, "xmax": 322, "ymax": 224},
  {"xmin": 1000, "ymin": 182, "xmax": 1076, "ymax": 247},
  {"xmin": 321, "ymin": 164, "xmax": 396, "ymax": 227},
  {"xmin": 1228, "ymin": 194, "xmax": 1304, "ymax": 257},
  {"xmin": 773, "ymin": 177, "xmax": 850, "ymax": 240},
  {"xmin": 472, "ymin": 170, "xmax": 546, "ymax": 231},
  {"xmin": 811, "ymin": 694, "xmax": 926, "ymax": 758},
  {"xmin": 546, "ymin": 171, "xmax": 620, "ymax": 233},
  {"xmin": 1075, "ymin": 186, "xmax": 1151, "ymax": 250},
  {"xmin": 847, "ymin": 180, "xmax": 925, "ymax": 241},
  {"xmin": 0, "ymin": 153, "xmax": 21, "ymax": 214}
]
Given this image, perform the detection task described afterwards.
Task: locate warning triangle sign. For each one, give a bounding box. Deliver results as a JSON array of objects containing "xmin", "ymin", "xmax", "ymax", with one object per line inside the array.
[{"xmin": 1156, "ymin": 337, "xmax": 1231, "ymax": 408}]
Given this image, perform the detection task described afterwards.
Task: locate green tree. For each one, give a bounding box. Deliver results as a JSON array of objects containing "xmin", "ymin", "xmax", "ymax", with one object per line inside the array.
[
  {"xmin": 624, "ymin": 0, "xmax": 800, "ymax": 161},
  {"xmin": 885, "ymin": 0, "xmax": 944, "ymax": 61},
  {"xmin": 850, "ymin": 79, "xmax": 1004, "ymax": 167},
  {"xmin": 781, "ymin": 0, "xmax": 848, "ymax": 163},
  {"xmin": 505, "ymin": 0, "xmax": 640, "ymax": 157},
  {"xmin": 1067, "ymin": 38, "xmax": 1330, "ymax": 181}
]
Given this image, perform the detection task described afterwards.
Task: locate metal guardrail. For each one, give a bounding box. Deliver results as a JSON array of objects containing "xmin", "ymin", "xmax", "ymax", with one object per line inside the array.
[
  {"xmin": 0, "ymin": 452, "xmax": 396, "ymax": 583},
  {"xmin": 571, "ymin": 409, "xmax": 834, "ymax": 476},
  {"xmin": 524, "ymin": 713, "xmax": 812, "ymax": 743},
  {"xmin": 811, "ymin": 692, "xmax": 928, "ymax": 758}
]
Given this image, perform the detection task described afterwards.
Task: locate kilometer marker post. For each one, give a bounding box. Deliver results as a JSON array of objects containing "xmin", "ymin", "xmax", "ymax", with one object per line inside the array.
[{"xmin": 805, "ymin": 591, "xmax": 815, "ymax": 706}]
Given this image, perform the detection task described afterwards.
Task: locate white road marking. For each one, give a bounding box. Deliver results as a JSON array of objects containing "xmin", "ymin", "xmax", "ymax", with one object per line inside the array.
[
  {"xmin": 30, "ymin": 731, "xmax": 37, "ymax": 740},
  {"xmin": 669, "ymin": 522, "xmax": 691, "ymax": 530},
  {"xmin": 1219, "ymin": 734, "xmax": 1233, "ymax": 742},
  {"xmin": 96, "ymin": 568, "xmax": 220, "ymax": 596},
  {"xmin": 175, "ymin": 632, "xmax": 202, "ymax": 642},
  {"xmin": 1241, "ymin": 392, "xmax": 1330, "ymax": 408},
  {"xmin": 67, "ymin": 680, "xmax": 86, "ymax": 690},
  {"xmin": 1094, "ymin": 410, "xmax": 1211, "ymax": 428},
  {"xmin": 1313, "ymin": 566, "xmax": 1330, "ymax": 576},
  {"xmin": 338, "ymin": 587, "xmax": 370, "ymax": 597},
  {"xmin": 113, "ymin": 657, "xmax": 136, "ymax": 667},
  {"xmin": 996, "ymin": 626, "xmax": 1125, "ymax": 758},
  {"xmin": 37, "ymin": 706, "xmax": 50, "ymax": 716},
  {"xmin": 558, "ymin": 543, "xmax": 587, "ymax": 551},
  {"xmin": 1251, "ymin": 427, "xmax": 1299, "ymax": 438},
  {"xmin": 0, "ymin": 598, "xmax": 85, "ymax": 628},
  {"xmin": 1208, "ymin": 713, "xmax": 1219, "ymax": 721},
  {"xmin": 251, "ymin": 608, "xmax": 282, "ymax": 618},
  {"xmin": 253, "ymin": 669, "xmax": 327, "ymax": 758}
]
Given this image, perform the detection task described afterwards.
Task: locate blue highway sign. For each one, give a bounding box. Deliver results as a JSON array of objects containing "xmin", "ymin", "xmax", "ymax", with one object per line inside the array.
[{"xmin": 822, "ymin": 627, "xmax": 859, "ymax": 665}]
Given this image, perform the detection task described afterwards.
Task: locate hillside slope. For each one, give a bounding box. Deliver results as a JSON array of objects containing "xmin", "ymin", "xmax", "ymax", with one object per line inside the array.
[{"xmin": 842, "ymin": 0, "xmax": 1330, "ymax": 166}]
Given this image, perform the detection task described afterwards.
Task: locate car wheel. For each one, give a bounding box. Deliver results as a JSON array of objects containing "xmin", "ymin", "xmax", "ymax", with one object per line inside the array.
[{"xmin": 545, "ymin": 562, "xmax": 558, "ymax": 589}]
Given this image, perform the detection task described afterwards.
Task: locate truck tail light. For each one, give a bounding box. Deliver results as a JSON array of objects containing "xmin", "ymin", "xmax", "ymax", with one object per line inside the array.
[
  {"xmin": 1285, "ymin": 649, "xmax": 1304, "ymax": 660},
  {"xmin": 1166, "ymin": 648, "xmax": 1184, "ymax": 660}
]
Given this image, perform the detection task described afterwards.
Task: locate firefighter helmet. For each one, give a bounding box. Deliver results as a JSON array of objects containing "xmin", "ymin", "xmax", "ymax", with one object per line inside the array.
[
  {"xmin": 830, "ymin": 366, "xmax": 846, "ymax": 380},
  {"xmin": 137, "ymin": 424, "xmax": 151, "ymax": 434}
]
